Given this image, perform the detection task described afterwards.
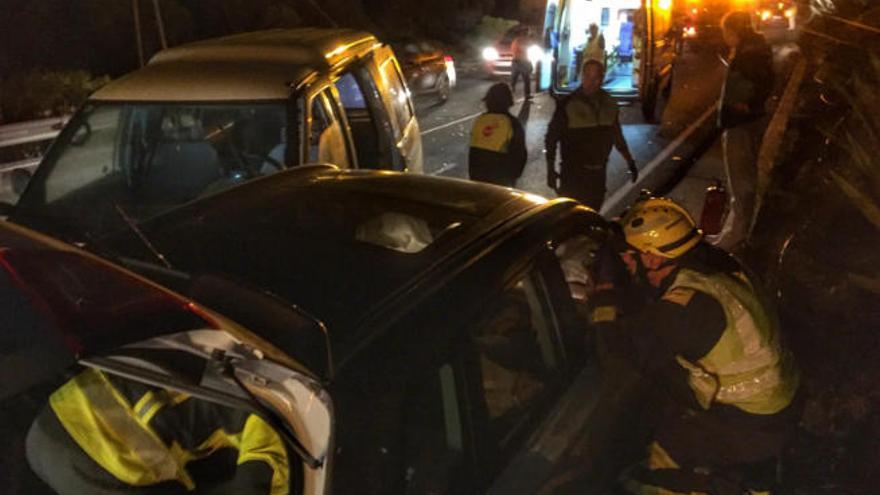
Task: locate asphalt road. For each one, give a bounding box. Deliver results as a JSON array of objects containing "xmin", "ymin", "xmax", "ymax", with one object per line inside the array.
[{"xmin": 414, "ymin": 45, "xmax": 728, "ymax": 208}]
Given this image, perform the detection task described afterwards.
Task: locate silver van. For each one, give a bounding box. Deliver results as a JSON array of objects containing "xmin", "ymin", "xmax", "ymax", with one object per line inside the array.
[{"xmin": 6, "ymin": 28, "xmax": 422, "ymax": 219}]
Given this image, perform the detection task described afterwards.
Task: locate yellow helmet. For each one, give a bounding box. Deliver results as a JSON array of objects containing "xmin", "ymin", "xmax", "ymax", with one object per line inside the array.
[{"xmin": 621, "ymin": 197, "xmax": 701, "ymax": 258}]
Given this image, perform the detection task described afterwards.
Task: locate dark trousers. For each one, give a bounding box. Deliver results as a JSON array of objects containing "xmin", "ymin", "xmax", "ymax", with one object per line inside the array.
[
  {"xmin": 559, "ymin": 164, "xmax": 606, "ymax": 211},
  {"xmin": 510, "ymin": 59, "xmax": 532, "ymax": 98}
]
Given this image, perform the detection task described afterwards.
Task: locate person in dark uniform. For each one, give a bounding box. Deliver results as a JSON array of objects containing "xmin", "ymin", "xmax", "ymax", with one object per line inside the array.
[
  {"xmin": 545, "ymin": 59, "xmax": 638, "ymax": 211},
  {"xmin": 468, "ymin": 82, "xmax": 527, "ymax": 187},
  {"xmin": 26, "ymin": 368, "xmax": 292, "ymax": 495},
  {"xmin": 711, "ymin": 11, "xmax": 775, "ymax": 252},
  {"xmin": 509, "ymin": 28, "xmax": 534, "ymax": 100},
  {"xmin": 588, "ymin": 196, "xmax": 800, "ymax": 494}
]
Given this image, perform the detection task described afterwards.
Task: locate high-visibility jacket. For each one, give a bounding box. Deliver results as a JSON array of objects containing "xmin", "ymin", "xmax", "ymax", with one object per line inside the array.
[
  {"xmin": 32, "ymin": 368, "xmax": 290, "ymax": 494},
  {"xmin": 668, "ymin": 268, "xmax": 799, "ymax": 415},
  {"xmin": 468, "ymin": 112, "xmax": 527, "ymax": 186},
  {"xmin": 545, "ymin": 89, "xmax": 620, "ymax": 169}
]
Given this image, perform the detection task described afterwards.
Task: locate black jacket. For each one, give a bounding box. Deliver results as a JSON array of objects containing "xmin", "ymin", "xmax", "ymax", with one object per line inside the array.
[{"xmin": 719, "ymin": 32, "xmax": 774, "ymax": 129}]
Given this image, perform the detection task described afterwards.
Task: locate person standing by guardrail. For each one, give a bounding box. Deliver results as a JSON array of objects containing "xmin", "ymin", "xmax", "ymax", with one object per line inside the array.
[{"xmin": 710, "ymin": 11, "xmax": 774, "ymax": 252}]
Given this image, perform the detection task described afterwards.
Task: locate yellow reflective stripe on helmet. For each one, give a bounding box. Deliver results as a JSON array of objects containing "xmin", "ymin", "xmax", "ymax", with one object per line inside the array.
[
  {"xmin": 564, "ymin": 94, "xmax": 618, "ymax": 129},
  {"xmin": 670, "ymin": 269, "xmax": 798, "ymax": 414},
  {"xmin": 49, "ymin": 369, "xmax": 188, "ymax": 488},
  {"xmin": 470, "ymin": 114, "xmax": 513, "ymax": 153},
  {"xmin": 238, "ymin": 415, "xmax": 290, "ymax": 495}
]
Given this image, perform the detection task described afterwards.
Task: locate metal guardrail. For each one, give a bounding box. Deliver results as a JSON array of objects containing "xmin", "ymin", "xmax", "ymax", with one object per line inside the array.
[
  {"xmin": 0, "ymin": 116, "xmax": 66, "ymax": 147},
  {"xmin": 0, "ymin": 115, "xmax": 68, "ymax": 172}
]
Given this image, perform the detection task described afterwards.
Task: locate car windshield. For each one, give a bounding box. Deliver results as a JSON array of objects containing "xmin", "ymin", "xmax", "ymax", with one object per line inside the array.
[{"xmin": 15, "ymin": 101, "xmax": 291, "ymax": 241}]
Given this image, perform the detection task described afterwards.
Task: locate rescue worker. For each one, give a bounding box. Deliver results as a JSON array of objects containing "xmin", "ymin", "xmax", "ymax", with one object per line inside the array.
[
  {"xmin": 509, "ymin": 28, "xmax": 533, "ymax": 100},
  {"xmin": 583, "ymin": 23, "xmax": 606, "ymax": 67},
  {"xmin": 589, "ymin": 196, "xmax": 800, "ymax": 494},
  {"xmin": 26, "ymin": 368, "xmax": 291, "ymax": 495},
  {"xmin": 712, "ymin": 11, "xmax": 774, "ymax": 252},
  {"xmin": 469, "ymin": 82, "xmax": 527, "ymax": 187},
  {"xmin": 545, "ymin": 59, "xmax": 638, "ymax": 210}
]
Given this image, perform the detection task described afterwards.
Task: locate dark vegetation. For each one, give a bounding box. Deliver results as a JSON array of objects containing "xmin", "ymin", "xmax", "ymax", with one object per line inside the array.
[
  {"xmin": 746, "ymin": 3, "xmax": 880, "ymax": 492},
  {"xmin": 0, "ymin": 0, "xmax": 524, "ymax": 122}
]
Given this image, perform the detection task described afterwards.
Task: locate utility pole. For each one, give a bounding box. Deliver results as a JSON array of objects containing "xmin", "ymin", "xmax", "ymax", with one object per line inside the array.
[
  {"xmin": 132, "ymin": 0, "xmax": 145, "ymax": 67},
  {"xmin": 151, "ymin": 0, "xmax": 169, "ymax": 50}
]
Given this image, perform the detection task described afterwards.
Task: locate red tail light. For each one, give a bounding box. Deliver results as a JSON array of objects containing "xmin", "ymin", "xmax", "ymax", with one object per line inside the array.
[{"xmin": 0, "ymin": 248, "xmax": 218, "ymax": 355}]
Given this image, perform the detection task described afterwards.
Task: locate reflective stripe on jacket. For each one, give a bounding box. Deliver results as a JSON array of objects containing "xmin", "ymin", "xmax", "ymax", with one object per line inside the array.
[
  {"xmin": 669, "ymin": 269, "xmax": 799, "ymax": 415},
  {"xmin": 48, "ymin": 368, "xmax": 290, "ymax": 494}
]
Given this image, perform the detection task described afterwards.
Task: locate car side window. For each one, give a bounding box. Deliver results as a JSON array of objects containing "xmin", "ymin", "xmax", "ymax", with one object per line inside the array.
[
  {"xmin": 402, "ymin": 362, "xmax": 466, "ymax": 494},
  {"xmin": 378, "ymin": 58, "xmax": 414, "ymax": 138},
  {"xmin": 469, "ymin": 269, "xmax": 565, "ymax": 452},
  {"xmin": 308, "ymin": 91, "xmax": 350, "ymax": 168}
]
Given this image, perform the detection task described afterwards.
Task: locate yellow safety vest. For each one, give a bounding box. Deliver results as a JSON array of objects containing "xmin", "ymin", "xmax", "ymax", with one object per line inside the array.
[
  {"xmin": 669, "ymin": 269, "xmax": 799, "ymax": 415},
  {"xmin": 565, "ymin": 93, "xmax": 618, "ymax": 130},
  {"xmin": 470, "ymin": 113, "xmax": 513, "ymax": 153},
  {"xmin": 49, "ymin": 368, "xmax": 289, "ymax": 494}
]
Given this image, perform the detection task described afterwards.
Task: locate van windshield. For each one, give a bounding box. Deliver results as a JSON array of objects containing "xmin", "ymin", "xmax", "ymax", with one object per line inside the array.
[{"xmin": 15, "ymin": 101, "xmax": 292, "ymax": 241}]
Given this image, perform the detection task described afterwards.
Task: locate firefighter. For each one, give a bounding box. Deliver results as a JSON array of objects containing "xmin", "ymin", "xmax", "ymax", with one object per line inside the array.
[
  {"xmin": 26, "ymin": 368, "xmax": 291, "ymax": 495},
  {"xmin": 589, "ymin": 196, "xmax": 800, "ymax": 494},
  {"xmin": 468, "ymin": 82, "xmax": 527, "ymax": 187},
  {"xmin": 545, "ymin": 59, "xmax": 638, "ymax": 211}
]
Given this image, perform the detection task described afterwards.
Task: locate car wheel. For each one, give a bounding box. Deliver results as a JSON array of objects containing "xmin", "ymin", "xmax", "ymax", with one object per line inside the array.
[{"xmin": 436, "ymin": 74, "xmax": 451, "ymax": 103}]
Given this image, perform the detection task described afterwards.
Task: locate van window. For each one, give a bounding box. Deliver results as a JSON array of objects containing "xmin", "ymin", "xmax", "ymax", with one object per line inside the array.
[
  {"xmin": 334, "ymin": 70, "xmax": 396, "ymax": 169},
  {"xmin": 378, "ymin": 58, "xmax": 414, "ymax": 137},
  {"xmin": 308, "ymin": 91, "xmax": 350, "ymax": 168},
  {"xmin": 335, "ymin": 72, "xmax": 368, "ymax": 110},
  {"xmin": 16, "ymin": 102, "xmax": 289, "ymax": 236}
]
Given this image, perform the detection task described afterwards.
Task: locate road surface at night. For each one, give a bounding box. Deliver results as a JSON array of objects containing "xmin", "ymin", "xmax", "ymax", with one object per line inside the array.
[{"xmin": 415, "ymin": 45, "xmax": 728, "ymax": 210}]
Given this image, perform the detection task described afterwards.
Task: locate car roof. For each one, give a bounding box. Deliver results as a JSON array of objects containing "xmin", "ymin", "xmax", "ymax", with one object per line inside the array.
[
  {"xmin": 102, "ymin": 168, "xmax": 564, "ymax": 370},
  {"xmin": 92, "ymin": 28, "xmax": 379, "ymax": 102}
]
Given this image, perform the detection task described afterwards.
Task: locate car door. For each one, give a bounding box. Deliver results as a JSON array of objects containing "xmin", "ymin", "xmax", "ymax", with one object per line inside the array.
[
  {"xmin": 369, "ymin": 46, "xmax": 424, "ymax": 173},
  {"xmin": 486, "ymin": 216, "xmax": 647, "ymax": 494},
  {"xmin": 304, "ymin": 85, "xmax": 354, "ymax": 169},
  {"xmin": 333, "ymin": 62, "xmax": 403, "ymax": 171}
]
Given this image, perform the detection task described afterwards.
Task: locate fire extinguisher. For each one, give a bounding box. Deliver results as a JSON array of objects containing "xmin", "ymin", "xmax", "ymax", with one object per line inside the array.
[{"xmin": 699, "ymin": 180, "xmax": 728, "ymax": 236}]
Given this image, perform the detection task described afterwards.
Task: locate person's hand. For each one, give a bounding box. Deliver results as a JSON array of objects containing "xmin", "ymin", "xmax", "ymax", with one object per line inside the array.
[
  {"xmin": 547, "ymin": 169, "xmax": 559, "ymax": 191},
  {"xmin": 627, "ymin": 159, "xmax": 639, "ymax": 183}
]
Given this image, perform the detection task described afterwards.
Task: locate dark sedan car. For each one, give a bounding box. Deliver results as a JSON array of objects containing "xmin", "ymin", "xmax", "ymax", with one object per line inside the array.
[
  {"xmin": 391, "ymin": 38, "xmax": 456, "ymax": 103},
  {"xmin": 9, "ymin": 166, "xmax": 622, "ymax": 493}
]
